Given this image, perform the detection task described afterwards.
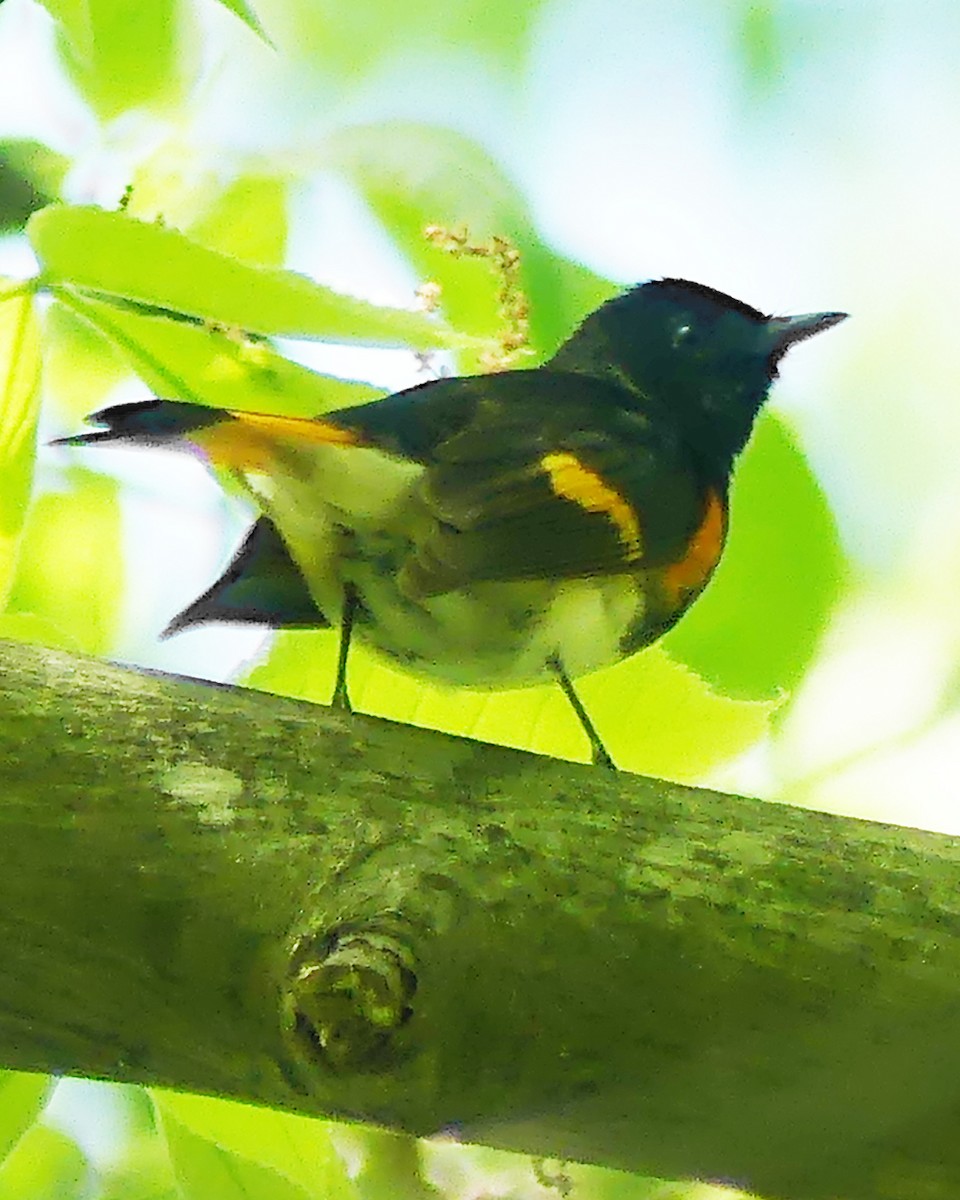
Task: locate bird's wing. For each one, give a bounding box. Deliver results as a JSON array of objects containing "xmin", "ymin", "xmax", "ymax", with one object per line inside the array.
[
  {"xmin": 57, "ymin": 373, "xmax": 723, "ymax": 601},
  {"xmin": 347, "ymin": 370, "xmax": 721, "ymax": 598}
]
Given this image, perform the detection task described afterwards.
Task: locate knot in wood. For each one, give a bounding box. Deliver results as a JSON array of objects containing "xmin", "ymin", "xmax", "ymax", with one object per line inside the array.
[{"xmin": 287, "ymin": 924, "xmax": 417, "ymax": 1073}]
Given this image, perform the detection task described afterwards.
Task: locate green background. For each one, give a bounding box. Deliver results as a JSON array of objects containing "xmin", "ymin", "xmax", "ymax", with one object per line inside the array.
[{"xmin": 0, "ymin": 0, "xmax": 954, "ymax": 1196}]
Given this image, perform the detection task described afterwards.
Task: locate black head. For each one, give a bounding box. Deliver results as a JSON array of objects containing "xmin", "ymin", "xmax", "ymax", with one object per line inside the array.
[{"xmin": 549, "ymin": 277, "xmax": 847, "ymax": 474}]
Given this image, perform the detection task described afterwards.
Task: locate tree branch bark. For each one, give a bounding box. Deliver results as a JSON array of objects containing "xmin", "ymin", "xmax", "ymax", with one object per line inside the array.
[{"xmin": 1, "ymin": 637, "xmax": 958, "ymax": 1200}]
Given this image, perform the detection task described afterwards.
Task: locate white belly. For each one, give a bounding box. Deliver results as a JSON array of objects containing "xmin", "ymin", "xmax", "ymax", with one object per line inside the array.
[
  {"xmin": 238, "ymin": 444, "xmax": 647, "ymax": 687},
  {"xmin": 352, "ymin": 567, "xmax": 646, "ymax": 687}
]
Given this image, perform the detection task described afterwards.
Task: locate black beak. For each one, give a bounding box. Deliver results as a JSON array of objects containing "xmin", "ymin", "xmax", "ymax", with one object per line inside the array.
[{"xmin": 768, "ymin": 310, "xmax": 848, "ymax": 364}]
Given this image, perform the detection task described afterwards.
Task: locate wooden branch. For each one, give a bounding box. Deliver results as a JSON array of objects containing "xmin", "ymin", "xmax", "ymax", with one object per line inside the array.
[{"xmin": 1, "ymin": 637, "xmax": 959, "ymax": 1200}]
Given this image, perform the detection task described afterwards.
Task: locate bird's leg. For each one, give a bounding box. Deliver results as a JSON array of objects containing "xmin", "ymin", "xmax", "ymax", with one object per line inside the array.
[
  {"xmin": 551, "ymin": 658, "xmax": 617, "ymax": 771},
  {"xmin": 331, "ymin": 585, "xmax": 357, "ymax": 712}
]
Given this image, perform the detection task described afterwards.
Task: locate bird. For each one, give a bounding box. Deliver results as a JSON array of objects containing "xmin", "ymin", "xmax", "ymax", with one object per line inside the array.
[{"xmin": 55, "ymin": 278, "xmax": 847, "ymax": 769}]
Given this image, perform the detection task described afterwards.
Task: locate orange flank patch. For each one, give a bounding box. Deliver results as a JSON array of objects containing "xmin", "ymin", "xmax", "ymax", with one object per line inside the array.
[
  {"xmin": 663, "ymin": 490, "xmax": 726, "ymax": 604},
  {"xmin": 194, "ymin": 411, "xmax": 359, "ymax": 470},
  {"xmin": 541, "ymin": 451, "xmax": 643, "ymax": 560}
]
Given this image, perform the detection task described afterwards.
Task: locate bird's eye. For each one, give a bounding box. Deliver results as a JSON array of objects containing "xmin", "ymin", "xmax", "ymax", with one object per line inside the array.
[{"xmin": 672, "ymin": 323, "xmax": 692, "ymax": 347}]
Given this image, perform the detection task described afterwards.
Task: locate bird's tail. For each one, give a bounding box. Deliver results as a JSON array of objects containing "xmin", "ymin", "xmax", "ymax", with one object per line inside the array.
[
  {"xmin": 50, "ymin": 399, "xmax": 226, "ymax": 448},
  {"xmin": 52, "ymin": 399, "xmax": 361, "ymax": 469}
]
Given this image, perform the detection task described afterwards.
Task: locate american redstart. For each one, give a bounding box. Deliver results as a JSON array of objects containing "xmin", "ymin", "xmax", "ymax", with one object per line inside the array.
[{"xmin": 56, "ymin": 278, "xmax": 847, "ymax": 768}]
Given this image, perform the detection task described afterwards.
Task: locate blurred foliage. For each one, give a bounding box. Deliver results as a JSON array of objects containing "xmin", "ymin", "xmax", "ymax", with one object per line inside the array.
[
  {"xmin": 40, "ymin": 300, "xmax": 132, "ymax": 424},
  {"xmin": 6, "ymin": 467, "xmax": 123, "ymax": 654},
  {"xmin": 52, "ymin": 290, "xmax": 384, "ymax": 416},
  {"xmin": 0, "ymin": 140, "xmax": 69, "ymax": 233},
  {"xmin": 0, "ymin": 1124, "xmax": 87, "ymax": 1200},
  {"xmin": 734, "ymin": 1, "xmax": 783, "ymax": 96},
  {"xmin": 662, "ymin": 413, "xmax": 848, "ymax": 700},
  {"xmin": 322, "ymin": 121, "xmax": 614, "ymax": 363},
  {"xmin": 154, "ymin": 1091, "xmax": 358, "ymax": 1199},
  {"xmin": 0, "ymin": 1072, "xmax": 53, "ymax": 1160},
  {"xmin": 37, "ymin": 0, "xmax": 187, "ymax": 120},
  {"xmin": 187, "ymin": 176, "xmax": 289, "ymax": 266},
  {"xmin": 214, "ymin": 0, "xmax": 274, "ymax": 44},
  {"xmin": 94, "ymin": 1131, "xmax": 180, "ymax": 1200},
  {"xmin": 0, "ymin": 282, "xmax": 41, "ymax": 608},
  {"xmin": 260, "ymin": 0, "xmax": 548, "ymax": 79},
  {"xmin": 161, "ymin": 1114, "xmax": 322, "ymax": 1200}
]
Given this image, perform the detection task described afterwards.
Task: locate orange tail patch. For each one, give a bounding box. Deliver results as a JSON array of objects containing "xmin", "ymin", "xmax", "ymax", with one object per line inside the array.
[{"xmin": 194, "ymin": 411, "xmax": 360, "ymax": 470}]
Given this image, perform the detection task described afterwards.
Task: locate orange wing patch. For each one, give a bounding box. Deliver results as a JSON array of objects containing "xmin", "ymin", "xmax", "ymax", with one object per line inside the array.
[
  {"xmin": 541, "ymin": 451, "xmax": 643, "ymax": 561},
  {"xmin": 194, "ymin": 412, "xmax": 359, "ymax": 471},
  {"xmin": 662, "ymin": 489, "xmax": 726, "ymax": 604}
]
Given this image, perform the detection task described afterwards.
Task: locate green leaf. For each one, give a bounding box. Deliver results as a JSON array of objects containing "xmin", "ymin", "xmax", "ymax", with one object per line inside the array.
[
  {"xmin": 244, "ymin": 629, "xmax": 338, "ymax": 706},
  {"xmin": 56, "ymin": 291, "xmax": 384, "ymax": 416},
  {"xmin": 0, "ymin": 141, "xmax": 69, "ymax": 233},
  {"xmin": 121, "ymin": 162, "xmax": 290, "ymax": 268},
  {"xmin": 42, "ymin": 300, "xmax": 132, "ymax": 424},
  {"xmin": 7, "ymin": 469, "xmax": 123, "ymax": 655},
  {"xmin": 273, "ymin": 0, "xmax": 546, "ymax": 79},
  {"xmin": 344, "ymin": 1128, "xmax": 439, "ymax": 1200},
  {"xmin": 188, "ymin": 176, "xmax": 289, "ymax": 267},
  {"xmin": 323, "ymin": 122, "xmax": 614, "ymax": 365},
  {"xmin": 736, "ymin": 0, "xmax": 783, "ymax": 94},
  {"xmin": 154, "ymin": 1092, "xmax": 356, "ymax": 1200},
  {"xmin": 161, "ymin": 1115, "xmax": 313, "ymax": 1200},
  {"xmin": 249, "ymin": 634, "xmax": 770, "ymax": 783},
  {"xmin": 0, "ymin": 612, "xmax": 89, "ymax": 649},
  {"xmin": 32, "ymin": 0, "xmax": 94, "ymax": 60},
  {"xmin": 94, "ymin": 1127, "xmax": 180, "ymax": 1200},
  {"xmin": 213, "ymin": 0, "xmax": 273, "ymax": 45},
  {"xmin": 0, "ymin": 1072, "xmax": 52, "ymax": 1162},
  {"xmin": 0, "ymin": 285, "xmax": 42, "ymax": 610},
  {"xmin": 29, "ymin": 205, "xmax": 476, "ymax": 349},
  {"xmin": 663, "ymin": 413, "xmax": 848, "ymax": 700},
  {"xmin": 46, "ymin": 0, "xmax": 182, "ymax": 121},
  {"xmin": 0, "ymin": 1124, "xmax": 86, "ymax": 1200},
  {"xmin": 564, "ymin": 648, "xmax": 773, "ymax": 779}
]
